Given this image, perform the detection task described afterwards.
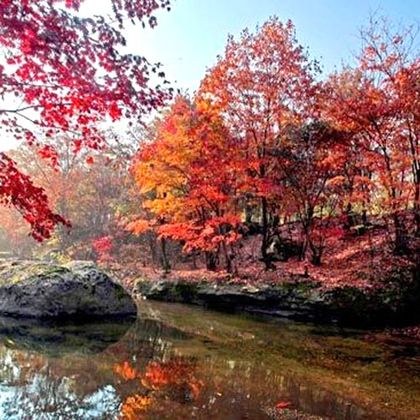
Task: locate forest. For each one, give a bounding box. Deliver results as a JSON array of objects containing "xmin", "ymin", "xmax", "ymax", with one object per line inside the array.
[
  {"xmin": 0, "ymin": 1, "xmax": 419, "ymax": 419},
  {"xmin": 1, "ymin": 12, "xmax": 418, "ymax": 289}
]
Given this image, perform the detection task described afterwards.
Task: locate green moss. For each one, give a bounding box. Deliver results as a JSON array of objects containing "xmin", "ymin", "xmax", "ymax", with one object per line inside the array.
[
  {"xmin": 115, "ymin": 284, "xmax": 127, "ymax": 301},
  {"xmin": 273, "ymin": 280, "xmax": 319, "ymax": 296},
  {"xmin": 0, "ymin": 262, "xmax": 72, "ymax": 286},
  {"xmin": 173, "ymin": 282, "xmax": 199, "ymax": 303}
]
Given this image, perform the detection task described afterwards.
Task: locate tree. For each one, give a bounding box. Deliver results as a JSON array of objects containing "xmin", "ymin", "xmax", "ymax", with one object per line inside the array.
[
  {"xmin": 0, "ymin": 0, "xmax": 171, "ymax": 240},
  {"xmin": 277, "ymin": 121, "xmax": 345, "ymax": 265},
  {"xmin": 323, "ymin": 16, "xmax": 419, "ymax": 254},
  {"xmin": 198, "ymin": 17, "xmax": 318, "ymax": 269},
  {"xmin": 3, "ymin": 131, "xmax": 140, "ymax": 260},
  {"xmin": 358, "ymin": 17, "xmax": 419, "ymax": 237},
  {"xmin": 0, "ymin": 205, "xmax": 35, "ymax": 255},
  {"xmin": 131, "ymin": 96, "xmax": 243, "ymax": 272}
]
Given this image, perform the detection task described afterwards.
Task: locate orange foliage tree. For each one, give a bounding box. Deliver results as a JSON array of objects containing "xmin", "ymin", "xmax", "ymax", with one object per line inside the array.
[{"xmin": 130, "ymin": 96, "xmax": 243, "ymax": 272}]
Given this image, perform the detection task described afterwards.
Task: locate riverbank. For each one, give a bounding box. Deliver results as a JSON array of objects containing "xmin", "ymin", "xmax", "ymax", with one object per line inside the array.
[
  {"xmin": 130, "ymin": 269, "xmax": 420, "ymax": 328},
  {"xmin": 104, "ymin": 222, "xmax": 420, "ymax": 328}
]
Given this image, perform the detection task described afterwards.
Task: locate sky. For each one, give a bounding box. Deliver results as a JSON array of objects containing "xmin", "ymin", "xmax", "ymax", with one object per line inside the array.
[
  {"xmin": 1, "ymin": 0, "xmax": 419, "ymax": 151},
  {"xmin": 133, "ymin": 0, "xmax": 420, "ymax": 92}
]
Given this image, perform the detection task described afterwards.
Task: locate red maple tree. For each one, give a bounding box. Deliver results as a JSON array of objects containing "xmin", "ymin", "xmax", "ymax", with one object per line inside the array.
[{"xmin": 0, "ymin": 0, "xmax": 171, "ymax": 240}]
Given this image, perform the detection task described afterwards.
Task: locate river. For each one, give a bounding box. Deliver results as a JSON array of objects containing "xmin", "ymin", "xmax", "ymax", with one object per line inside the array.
[{"xmin": 0, "ymin": 301, "xmax": 419, "ymax": 419}]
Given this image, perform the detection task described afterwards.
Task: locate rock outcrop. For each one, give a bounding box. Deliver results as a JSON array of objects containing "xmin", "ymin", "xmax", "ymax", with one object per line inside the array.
[
  {"xmin": 134, "ymin": 272, "xmax": 419, "ymax": 327},
  {"xmin": 0, "ymin": 260, "xmax": 137, "ymax": 318}
]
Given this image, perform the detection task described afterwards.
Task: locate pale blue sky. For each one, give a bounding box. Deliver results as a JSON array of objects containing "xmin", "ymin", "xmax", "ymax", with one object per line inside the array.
[
  {"xmin": 1, "ymin": 0, "xmax": 418, "ymax": 151},
  {"xmin": 133, "ymin": 0, "xmax": 419, "ymax": 92}
]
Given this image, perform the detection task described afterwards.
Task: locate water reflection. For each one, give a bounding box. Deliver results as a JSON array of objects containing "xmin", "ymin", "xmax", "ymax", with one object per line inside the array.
[
  {"xmin": 0, "ymin": 316, "xmax": 133, "ymax": 355},
  {"xmin": 0, "ymin": 316, "xmax": 133, "ymax": 419},
  {"xmin": 0, "ymin": 302, "xmax": 418, "ymax": 419}
]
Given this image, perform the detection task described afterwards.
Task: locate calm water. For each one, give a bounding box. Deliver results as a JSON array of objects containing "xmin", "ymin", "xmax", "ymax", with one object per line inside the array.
[{"xmin": 0, "ymin": 301, "xmax": 419, "ymax": 419}]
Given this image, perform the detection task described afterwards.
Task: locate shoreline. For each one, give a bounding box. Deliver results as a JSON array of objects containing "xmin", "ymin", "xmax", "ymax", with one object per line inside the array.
[{"xmin": 133, "ymin": 276, "xmax": 420, "ymax": 328}]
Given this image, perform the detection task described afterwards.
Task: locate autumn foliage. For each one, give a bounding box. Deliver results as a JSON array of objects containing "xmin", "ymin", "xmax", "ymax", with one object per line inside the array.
[
  {"xmin": 129, "ymin": 17, "xmax": 419, "ymax": 273},
  {"xmin": 0, "ymin": 0, "xmax": 170, "ymax": 240},
  {"xmin": 113, "ymin": 357, "xmax": 203, "ymax": 419},
  {"xmin": 130, "ymin": 96, "xmax": 243, "ymax": 271},
  {"xmin": 0, "ymin": 7, "xmax": 418, "ymax": 283}
]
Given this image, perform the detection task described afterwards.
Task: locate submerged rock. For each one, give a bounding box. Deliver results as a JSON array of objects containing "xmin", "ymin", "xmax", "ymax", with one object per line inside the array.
[{"xmin": 0, "ymin": 260, "xmax": 137, "ymax": 318}]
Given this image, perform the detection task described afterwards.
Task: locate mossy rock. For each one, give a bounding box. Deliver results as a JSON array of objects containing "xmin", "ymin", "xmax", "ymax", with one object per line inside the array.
[
  {"xmin": 135, "ymin": 270, "xmax": 419, "ymax": 327},
  {"xmin": 322, "ymin": 273, "xmax": 420, "ymax": 326},
  {"xmin": 0, "ymin": 260, "xmax": 137, "ymax": 319}
]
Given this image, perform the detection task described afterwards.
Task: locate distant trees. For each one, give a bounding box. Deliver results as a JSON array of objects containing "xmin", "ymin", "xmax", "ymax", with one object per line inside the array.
[{"xmin": 0, "ymin": 135, "xmax": 136, "ymax": 261}]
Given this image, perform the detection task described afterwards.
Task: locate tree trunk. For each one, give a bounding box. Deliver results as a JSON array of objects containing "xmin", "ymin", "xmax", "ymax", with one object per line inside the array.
[
  {"xmin": 245, "ymin": 203, "xmax": 253, "ymax": 225},
  {"xmin": 260, "ymin": 196, "xmax": 274, "ymax": 270},
  {"xmin": 309, "ymin": 240, "xmax": 323, "ymax": 266},
  {"xmin": 414, "ymin": 167, "xmax": 420, "ymax": 237},
  {"xmin": 393, "ymin": 213, "xmax": 409, "ymax": 255},
  {"xmin": 148, "ymin": 233, "xmax": 158, "ymax": 266},
  {"xmin": 205, "ymin": 252, "xmax": 217, "ymax": 271},
  {"xmin": 160, "ymin": 237, "xmax": 171, "ymax": 273},
  {"xmin": 344, "ymin": 203, "xmax": 355, "ymax": 230}
]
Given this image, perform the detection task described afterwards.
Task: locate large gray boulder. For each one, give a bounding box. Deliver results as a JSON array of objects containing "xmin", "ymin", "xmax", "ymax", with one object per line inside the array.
[{"xmin": 0, "ymin": 260, "xmax": 137, "ymax": 318}]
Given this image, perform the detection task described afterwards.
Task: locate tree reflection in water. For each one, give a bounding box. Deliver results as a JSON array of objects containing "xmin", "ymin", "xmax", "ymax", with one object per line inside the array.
[
  {"xmin": 115, "ymin": 357, "xmax": 203, "ymax": 419},
  {"xmin": 0, "ymin": 302, "xmax": 416, "ymax": 419}
]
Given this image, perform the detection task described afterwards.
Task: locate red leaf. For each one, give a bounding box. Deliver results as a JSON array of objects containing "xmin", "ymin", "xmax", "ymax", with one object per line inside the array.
[{"xmin": 275, "ymin": 401, "xmax": 291, "ymax": 410}]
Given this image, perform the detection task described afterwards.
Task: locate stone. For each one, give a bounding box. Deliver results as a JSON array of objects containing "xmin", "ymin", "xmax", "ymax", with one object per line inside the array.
[{"xmin": 0, "ymin": 260, "xmax": 137, "ymax": 318}]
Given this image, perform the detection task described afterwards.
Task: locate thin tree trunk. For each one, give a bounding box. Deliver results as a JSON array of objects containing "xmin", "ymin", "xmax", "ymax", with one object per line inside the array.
[
  {"xmin": 160, "ymin": 237, "xmax": 171, "ymax": 273},
  {"xmin": 221, "ymin": 241, "xmax": 232, "ymax": 273},
  {"xmin": 393, "ymin": 213, "xmax": 408, "ymax": 255},
  {"xmin": 205, "ymin": 251, "xmax": 217, "ymax": 271},
  {"xmin": 414, "ymin": 168, "xmax": 420, "ymax": 237},
  {"xmin": 260, "ymin": 196, "xmax": 274, "ymax": 270}
]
